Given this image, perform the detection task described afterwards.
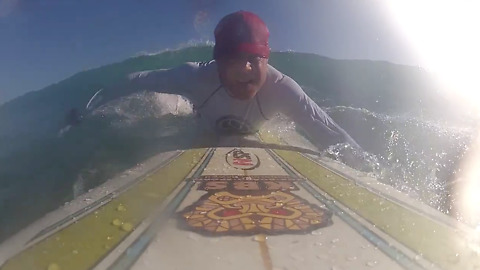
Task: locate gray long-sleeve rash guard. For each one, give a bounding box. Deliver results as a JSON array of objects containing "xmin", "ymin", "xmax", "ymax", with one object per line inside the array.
[{"xmin": 95, "ymin": 60, "xmax": 360, "ymax": 150}]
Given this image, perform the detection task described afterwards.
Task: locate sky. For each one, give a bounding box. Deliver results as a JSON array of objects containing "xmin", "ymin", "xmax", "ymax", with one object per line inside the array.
[
  {"xmin": 1, "ymin": 0, "xmax": 478, "ymax": 110},
  {"xmin": 0, "ymin": 0, "xmax": 424, "ymax": 105}
]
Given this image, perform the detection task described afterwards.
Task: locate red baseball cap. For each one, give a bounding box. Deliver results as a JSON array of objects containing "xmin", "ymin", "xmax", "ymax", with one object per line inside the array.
[{"xmin": 213, "ymin": 11, "xmax": 270, "ymax": 59}]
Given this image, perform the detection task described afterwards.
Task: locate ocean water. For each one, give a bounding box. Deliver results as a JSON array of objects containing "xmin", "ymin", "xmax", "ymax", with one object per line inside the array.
[{"xmin": 0, "ymin": 45, "xmax": 477, "ymax": 242}]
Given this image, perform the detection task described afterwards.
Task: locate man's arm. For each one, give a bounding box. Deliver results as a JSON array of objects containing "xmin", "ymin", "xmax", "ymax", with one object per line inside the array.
[
  {"xmin": 85, "ymin": 62, "xmax": 198, "ymax": 112},
  {"xmin": 276, "ymin": 75, "xmax": 361, "ymax": 150}
]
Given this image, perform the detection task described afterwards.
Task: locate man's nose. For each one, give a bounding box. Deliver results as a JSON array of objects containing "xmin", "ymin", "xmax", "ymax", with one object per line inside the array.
[{"xmin": 242, "ymin": 61, "xmax": 253, "ymax": 72}]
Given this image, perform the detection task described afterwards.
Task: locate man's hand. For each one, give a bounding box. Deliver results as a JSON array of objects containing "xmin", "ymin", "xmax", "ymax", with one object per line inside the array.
[
  {"xmin": 65, "ymin": 88, "xmax": 104, "ymax": 126},
  {"xmin": 323, "ymin": 144, "xmax": 377, "ymax": 173},
  {"xmin": 64, "ymin": 108, "xmax": 83, "ymax": 127},
  {"xmin": 58, "ymin": 108, "xmax": 83, "ymax": 137},
  {"xmin": 59, "ymin": 88, "xmax": 104, "ymax": 137}
]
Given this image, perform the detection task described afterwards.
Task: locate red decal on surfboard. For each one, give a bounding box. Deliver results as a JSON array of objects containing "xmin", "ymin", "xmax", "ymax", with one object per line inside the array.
[
  {"xmin": 225, "ymin": 149, "xmax": 260, "ymax": 170},
  {"xmin": 180, "ymin": 191, "xmax": 332, "ymax": 235}
]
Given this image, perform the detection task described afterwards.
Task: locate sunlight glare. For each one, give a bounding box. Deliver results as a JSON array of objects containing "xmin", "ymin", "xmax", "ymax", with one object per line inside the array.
[{"xmin": 386, "ymin": 1, "xmax": 480, "ymax": 116}]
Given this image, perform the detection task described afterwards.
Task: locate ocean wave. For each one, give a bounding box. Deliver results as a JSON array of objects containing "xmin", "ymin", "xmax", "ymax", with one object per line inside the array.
[{"xmin": 321, "ymin": 104, "xmax": 473, "ymax": 212}]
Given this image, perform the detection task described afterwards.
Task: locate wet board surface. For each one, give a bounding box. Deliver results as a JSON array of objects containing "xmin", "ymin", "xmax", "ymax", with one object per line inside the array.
[
  {"xmin": 127, "ymin": 147, "xmax": 405, "ymax": 270},
  {"xmin": 1, "ymin": 144, "xmax": 479, "ymax": 270}
]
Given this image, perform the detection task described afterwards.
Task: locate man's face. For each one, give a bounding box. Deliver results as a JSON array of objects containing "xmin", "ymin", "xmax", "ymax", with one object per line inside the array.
[{"xmin": 217, "ymin": 52, "xmax": 268, "ymax": 100}]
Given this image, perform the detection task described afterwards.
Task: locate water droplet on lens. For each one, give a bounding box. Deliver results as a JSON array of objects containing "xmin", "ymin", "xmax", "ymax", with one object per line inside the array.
[
  {"xmin": 47, "ymin": 263, "xmax": 61, "ymax": 270},
  {"xmin": 447, "ymin": 253, "xmax": 461, "ymax": 263},
  {"xmin": 121, "ymin": 222, "xmax": 133, "ymax": 232},
  {"xmin": 361, "ymin": 244, "xmax": 370, "ymax": 249},
  {"xmin": 253, "ymin": 235, "xmax": 267, "ymax": 242},
  {"xmin": 209, "ymin": 238, "xmax": 220, "ymax": 243},
  {"xmin": 290, "ymin": 253, "xmax": 304, "ymax": 262},
  {"xmin": 112, "ymin": 219, "xmax": 122, "ymax": 226},
  {"xmin": 188, "ymin": 233, "xmax": 200, "ymax": 241}
]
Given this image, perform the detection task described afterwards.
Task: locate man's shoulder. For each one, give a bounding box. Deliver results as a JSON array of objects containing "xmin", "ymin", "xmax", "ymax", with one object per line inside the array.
[
  {"xmin": 197, "ymin": 60, "xmax": 216, "ymax": 67},
  {"xmin": 264, "ymin": 64, "xmax": 301, "ymax": 94},
  {"xmin": 183, "ymin": 60, "xmax": 216, "ymax": 71},
  {"xmin": 183, "ymin": 60, "xmax": 217, "ymax": 79},
  {"xmin": 258, "ymin": 64, "xmax": 305, "ymax": 116},
  {"xmin": 266, "ymin": 64, "xmax": 285, "ymax": 84},
  {"xmin": 167, "ymin": 60, "xmax": 218, "ymax": 87}
]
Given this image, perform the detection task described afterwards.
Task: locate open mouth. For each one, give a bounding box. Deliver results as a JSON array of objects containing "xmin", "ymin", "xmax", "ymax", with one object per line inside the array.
[{"xmin": 237, "ymin": 79, "xmax": 254, "ymax": 84}]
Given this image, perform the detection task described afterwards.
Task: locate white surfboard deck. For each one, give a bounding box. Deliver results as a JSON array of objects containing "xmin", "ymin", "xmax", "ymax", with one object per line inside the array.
[{"xmin": 0, "ymin": 135, "xmax": 478, "ymax": 270}]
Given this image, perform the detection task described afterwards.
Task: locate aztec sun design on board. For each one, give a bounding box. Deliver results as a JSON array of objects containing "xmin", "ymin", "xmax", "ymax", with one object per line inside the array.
[{"xmin": 179, "ymin": 175, "xmax": 333, "ymax": 235}]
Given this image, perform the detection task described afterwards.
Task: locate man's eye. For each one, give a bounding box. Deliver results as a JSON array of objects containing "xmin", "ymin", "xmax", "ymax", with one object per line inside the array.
[
  {"xmin": 229, "ymin": 55, "xmax": 245, "ymax": 62},
  {"xmin": 227, "ymin": 55, "xmax": 264, "ymax": 65},
  {"xmin": 249, "ymin": 56, "xmax": 262, "ymax": 63}
]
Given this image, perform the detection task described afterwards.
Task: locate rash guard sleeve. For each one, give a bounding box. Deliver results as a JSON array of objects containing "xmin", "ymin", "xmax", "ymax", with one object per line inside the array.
[
  {"xmin": 276, "ymin": 75, "xmax": 361, "ymax": 150},
  {"xmin": 86, "ymin": 62, "xmax": 199, "ymax": 111},
  {"xmin": 126, "ymin": 62, "xmax": 198, "ymax": 95}
]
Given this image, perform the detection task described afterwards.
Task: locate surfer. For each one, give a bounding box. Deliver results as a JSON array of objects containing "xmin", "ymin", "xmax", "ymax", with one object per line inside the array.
[{"xmin": 71, "ymin": 11, "xmax": 362, "ymax": 154}]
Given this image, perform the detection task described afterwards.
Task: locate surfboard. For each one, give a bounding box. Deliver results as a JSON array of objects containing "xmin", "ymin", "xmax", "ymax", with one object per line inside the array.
[{"xmin": 0, "ymin": 134, "xmax": 478, "ymax": 270}]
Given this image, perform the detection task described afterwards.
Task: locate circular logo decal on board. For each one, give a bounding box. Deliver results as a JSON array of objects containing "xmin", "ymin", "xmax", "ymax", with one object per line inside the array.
[
  {"xmin": 226, "ymin": 148, "xmax": 260, "ymax": 170},
  {"xmin": 215, "ymin": 115, "xmax": 256, "ymax": 135}
]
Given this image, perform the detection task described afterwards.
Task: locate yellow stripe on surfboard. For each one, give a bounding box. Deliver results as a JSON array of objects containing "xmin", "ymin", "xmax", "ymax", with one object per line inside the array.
[
  {"xmin": 260, "ymin": 133, "xmax": 479, "ymax": 270},
  {"xmin": 1, "ymin": 149, "xmax": 207, "ymax": 270}
]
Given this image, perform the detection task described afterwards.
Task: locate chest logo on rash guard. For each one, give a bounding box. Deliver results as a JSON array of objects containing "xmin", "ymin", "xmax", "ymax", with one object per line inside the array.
[{"xmin": 215, "ymin": 115, "xmax": 256, "ymax": 135}]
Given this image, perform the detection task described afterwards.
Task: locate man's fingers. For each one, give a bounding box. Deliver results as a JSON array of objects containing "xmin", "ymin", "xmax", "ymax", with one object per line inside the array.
[{"xmin": 65, "ymin": 108, "xmax": 83, "ymax": 126}]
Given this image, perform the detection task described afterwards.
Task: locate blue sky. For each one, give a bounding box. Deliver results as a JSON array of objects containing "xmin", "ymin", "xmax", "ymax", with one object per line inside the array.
[{"xmin": 0, "ymin": 0, "xmax": 420, "ymax": 105}]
